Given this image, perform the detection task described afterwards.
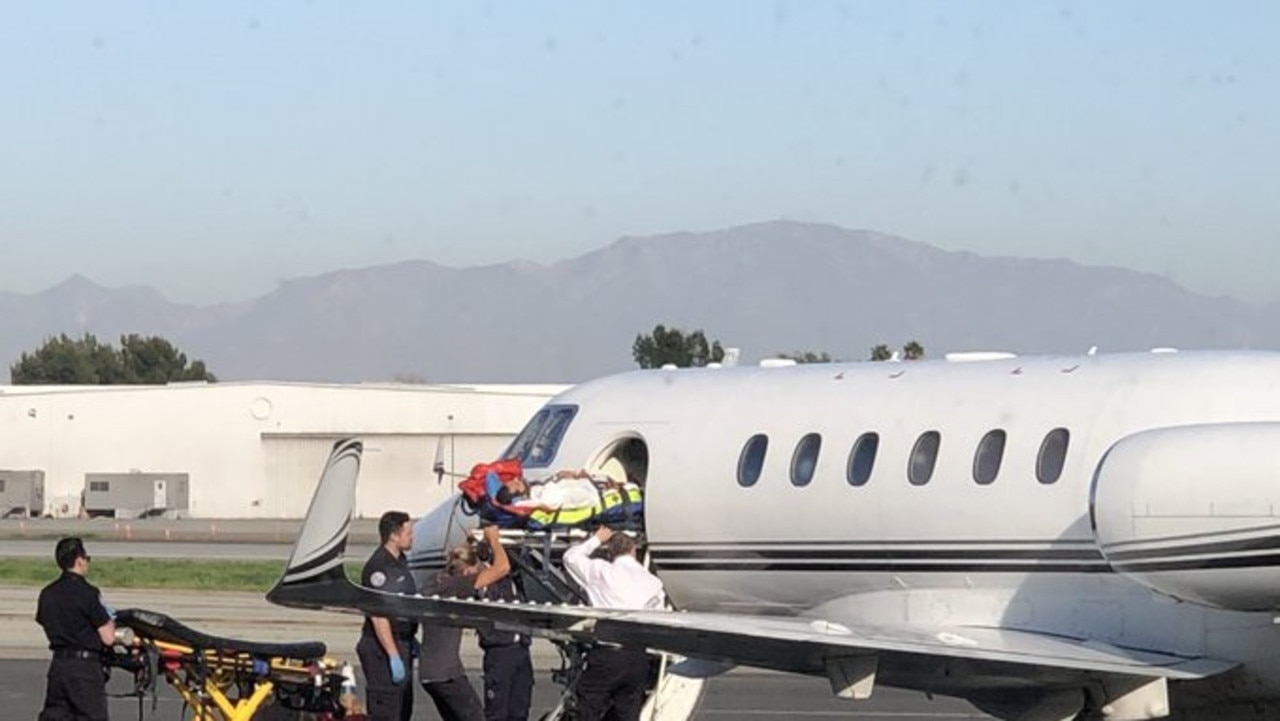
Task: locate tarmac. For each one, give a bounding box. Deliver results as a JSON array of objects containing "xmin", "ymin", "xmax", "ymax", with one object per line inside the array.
[{"xmin": 0, "ymin": 520, "xmax": 991, "ymax": 719}]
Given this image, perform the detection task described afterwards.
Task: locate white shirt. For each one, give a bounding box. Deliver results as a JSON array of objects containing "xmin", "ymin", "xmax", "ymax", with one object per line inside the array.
[
  {"xmin": 514, "ymin": 478, "xmax": 601, "ymax": 509},
  {"xmin": 563, "ymin": 536, "xmax": 666, "ymax": 610}
]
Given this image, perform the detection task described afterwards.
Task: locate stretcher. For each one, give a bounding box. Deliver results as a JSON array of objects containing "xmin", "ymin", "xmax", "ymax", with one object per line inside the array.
[
  {"xmin": 457, "ymin": 459, "xmax": 645, "ymax": 531},
  {"xmin": 111, "ymin": 608, "xmax": 359, "ymax": 720}
]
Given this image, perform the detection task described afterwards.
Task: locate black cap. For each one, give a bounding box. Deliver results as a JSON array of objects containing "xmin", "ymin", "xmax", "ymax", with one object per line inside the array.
[{"xmin": 54, "ymin": 537, "xmax": 88, "ymax": 571}]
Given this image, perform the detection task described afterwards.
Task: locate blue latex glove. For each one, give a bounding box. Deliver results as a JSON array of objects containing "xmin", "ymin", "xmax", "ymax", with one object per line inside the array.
[{"xmin": 389, "ymin": 655, "xmax": 406, "ymax": 685}]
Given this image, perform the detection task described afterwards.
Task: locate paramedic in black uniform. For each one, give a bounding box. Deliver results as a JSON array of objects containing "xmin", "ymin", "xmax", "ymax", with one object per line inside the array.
[
  {"xmin": 477, "ymin": 561, "xmax": 533, "ymax": 720},
  {"xmin": 357, "ymin": 510, "xmax": 418, "ymax": 721},
  {"xmin": 419, "ymin": 524, "xmax": 511, "ymax": 721},
  {"xmin": 563, "ymin": 526, "xmax": 666, "ymax": 721},
  {"xmin": 35, "ymin": 537, "xmax": 115, "ymax": 721}
]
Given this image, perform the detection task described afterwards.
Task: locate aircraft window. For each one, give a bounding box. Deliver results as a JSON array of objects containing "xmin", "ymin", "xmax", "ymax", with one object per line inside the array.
[
  {"xmin": 738, "ymin": 434, "xmax": 768, "ymax": 487},
  {"xmin": 846, "ymin": 432, "xmax": 879, "ymax": 486},
  {"xmin": 503, "ymin": 405, "xmax": 578, "ymax": 469},
  {"xmin": 908, "ymin": 431, "xmax": 941, "ymax": 486},
  {"xmin": 973, "ymin": 429, "xmax": 1007, "ymax": 485},
  {"xmin": 1037, "ymin": 428, "xmax": 1070, "ymax": 484},
  {"xmin": 503, "ymin": 408, "xmax": 549, "ymax": 462},
  {"xmin": 790, "ymin": 433, "xmax": 822, "ymax": 487}
]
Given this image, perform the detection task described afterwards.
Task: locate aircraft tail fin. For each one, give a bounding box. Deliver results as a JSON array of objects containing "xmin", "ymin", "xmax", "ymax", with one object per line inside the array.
[{"xmin": 268, "ymin": 439, "xmax": 362, "ymax": 605}]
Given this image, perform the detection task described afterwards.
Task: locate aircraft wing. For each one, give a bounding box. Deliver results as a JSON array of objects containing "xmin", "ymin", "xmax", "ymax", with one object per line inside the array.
[{"xmin": 270, "ymin": 440, "xmax": 1235, "ymax": 698}]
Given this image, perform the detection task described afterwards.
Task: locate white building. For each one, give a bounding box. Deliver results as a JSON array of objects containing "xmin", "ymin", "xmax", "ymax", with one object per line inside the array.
[{"xmin": 0, "ymin": 382, "xmax": 564, "ymax": 519}]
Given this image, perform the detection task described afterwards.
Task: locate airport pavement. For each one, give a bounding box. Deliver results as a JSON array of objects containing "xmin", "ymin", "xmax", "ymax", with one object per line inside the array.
[
  {"xmin": 0, "ymin": 523, "xmax": 994, "ymax": 718},
  {"xmin": 0, "ymin": 657, "xmax": 992, "ymax": 720},
  {"xmin": 0, "ymin": 586, "xmax": 994, "ymax": 720}
]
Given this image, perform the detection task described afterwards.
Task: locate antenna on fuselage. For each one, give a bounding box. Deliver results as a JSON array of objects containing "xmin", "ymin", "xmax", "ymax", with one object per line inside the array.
[{"xmin": 433, "ymin": 435, "xmax": 447, "ymax": 485}]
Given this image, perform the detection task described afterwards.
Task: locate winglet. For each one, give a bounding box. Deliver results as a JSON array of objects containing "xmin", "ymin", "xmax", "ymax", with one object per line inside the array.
[{"xmin": 267, "ymin": 439, "xmax": 362, "ymax": 606}]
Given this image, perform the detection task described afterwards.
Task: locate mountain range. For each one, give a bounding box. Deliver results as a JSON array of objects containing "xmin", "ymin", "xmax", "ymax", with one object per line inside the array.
[{"xmin": 2, "ymin": 221, "xmax": 1275, "ymax": 383}]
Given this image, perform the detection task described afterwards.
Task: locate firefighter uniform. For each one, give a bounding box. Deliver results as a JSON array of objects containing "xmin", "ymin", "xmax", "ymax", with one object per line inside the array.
[
  {"xmin": 36, "ymin": 543, "xmax": 112, "ymax": 721},
  {"xmin": 478, "ymin": 576, "xmax": 533, "ymax": 721},
  {"xmin": 357, "ymin": 545, "xmax": 419, "ymax": 721}
]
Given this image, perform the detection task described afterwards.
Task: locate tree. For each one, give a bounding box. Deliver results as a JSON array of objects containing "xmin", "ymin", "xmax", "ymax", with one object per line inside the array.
[
  {"xmin": 119, "ymin": 334, "xmax": 216, "ymax": 383},
  {"xmin": 777, "ymin": 351, "xmax": 834, "ymax": 363},
  {"xmin": 632, "ymin": 324, "xmax": 725, "ymax": 369},
  {"xmin": 11, "ymin": 333, "xmax": 216, "ymax": 384},
  {"xmin": 869, "ymin": 342, "xmax": 926, "ymax": 362}
]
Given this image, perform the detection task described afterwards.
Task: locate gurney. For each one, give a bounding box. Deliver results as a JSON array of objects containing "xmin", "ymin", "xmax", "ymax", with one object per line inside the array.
[
  {"xmin": 110, "ymin": 608, "xmax": 358, "ymax": 720},
  {"xmin": 457, "ymin": 460, "xmax": 645, "ymax": 531}
]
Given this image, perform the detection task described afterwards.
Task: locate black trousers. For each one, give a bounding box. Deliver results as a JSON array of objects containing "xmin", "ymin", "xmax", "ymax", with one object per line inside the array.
[
  {"xmin": 575, "ymin": 646, "xmax": 650, "ymax": 721},
  {"xmin": 482, "ymin": 645, "xmax": 533, "ymax": 721},
  {"xmin": 357, "ymin": 635, "xmax": 414, "ymax": 721},
  {"xmin": 40, "ymin": 657, "xmax": 108, "ymax": 721},
  {"xmin": 422, "ymin": 675, "xmax": 484, "ymax": 721}
]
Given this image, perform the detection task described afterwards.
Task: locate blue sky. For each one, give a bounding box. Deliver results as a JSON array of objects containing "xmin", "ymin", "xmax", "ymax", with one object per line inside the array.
[{"xmin": 2, "ymin": 2, "xmax": 1277, "ymax": 304}]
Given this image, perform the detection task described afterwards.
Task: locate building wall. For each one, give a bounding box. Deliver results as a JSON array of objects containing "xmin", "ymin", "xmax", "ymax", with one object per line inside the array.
[{"xmin": 0, "ymin": 382, "xmax": 564, "ymax": 518}]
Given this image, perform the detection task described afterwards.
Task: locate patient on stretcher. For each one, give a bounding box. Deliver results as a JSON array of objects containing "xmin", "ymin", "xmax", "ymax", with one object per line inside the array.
[
  {"xmin": 490, "ymin": 469, "xmax": 635, "ymax": 511},
  {"xmin": 480, "ymin": 466, "xmax": 643, "ymax": 529}
]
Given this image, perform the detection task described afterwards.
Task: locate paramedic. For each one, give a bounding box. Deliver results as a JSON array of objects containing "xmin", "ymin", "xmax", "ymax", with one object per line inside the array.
[
  {"xmin": 563, "ymin": 526, "xmax": 665, "ymax": 721},
  {"xmin": 420, "ymin": 525, "xmax": 511, "ymax": 721},
  {"xmin": 477, "ymin": 568, "xmax": 534, "ymax": 721},
  {"xmin": 357, "ymin": 511, "xmax": 418, "ymax": 721},
  {"xmin": 36, "ymin": 537, "xmax": 114, "ymax": 721}
]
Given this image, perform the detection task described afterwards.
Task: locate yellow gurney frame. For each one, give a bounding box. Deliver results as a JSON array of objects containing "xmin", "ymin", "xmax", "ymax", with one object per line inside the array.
[{"xmin": 113, "ymin": 608, "xmax": 355, "ymax": 721}]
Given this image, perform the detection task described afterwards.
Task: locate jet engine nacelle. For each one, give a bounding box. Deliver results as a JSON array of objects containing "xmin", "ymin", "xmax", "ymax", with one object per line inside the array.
[{"xmin": 1092, "ymin": 422, "xmax": 1280, "ymax": 611}]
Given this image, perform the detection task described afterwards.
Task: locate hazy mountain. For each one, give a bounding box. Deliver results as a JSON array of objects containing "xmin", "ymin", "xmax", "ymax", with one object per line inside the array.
[{"xmin": 2, "ymin": 222, "xmax": 1275, "ymax": 383}]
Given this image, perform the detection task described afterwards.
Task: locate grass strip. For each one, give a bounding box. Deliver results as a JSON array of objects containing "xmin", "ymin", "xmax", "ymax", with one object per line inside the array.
[{"xmin": 0, "ymin": 558, "xmax": 361, "ymax": 592}]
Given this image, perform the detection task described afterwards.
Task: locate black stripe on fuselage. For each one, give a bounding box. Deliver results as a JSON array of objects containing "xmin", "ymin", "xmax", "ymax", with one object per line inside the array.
[
  {"xmin": 647, "ymin": 541, "xmax": 1110, "ymax": 573},
  {"xmin": 1104, "ymin": 533, "xmax": 1280, "ymax": 563},
  {"xmin": 653, "ymin": 561, "xmax": 1112, "ymax": 573},
  {"xmin": 649, "ymin": 539, "xmax": 1280, "ymax": 574},
  {"xmin": 1114, "ymin": 552, "xmax": 1280, "ymax": 573}
]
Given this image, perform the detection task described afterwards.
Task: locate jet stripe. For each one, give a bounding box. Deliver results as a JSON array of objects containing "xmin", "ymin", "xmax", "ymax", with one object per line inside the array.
[
  {"xmin": 650, "ymin": 553, "xmax": 1100, "ymax": 563},
  {"xmin": 1100, "ymin": 522, "xmax": 1280, "ymax": 551},
  {"xmin": 1105, "ymin": 534, "xmax": 1280, "ymax": 562},
  {"xmin": 650, "ymin": 538, "xmax": 1099, "ymax": 548},
  {"xmin": 654, "ymin": 561, "xmax": 1112, "ymax": 573},
  {"xmin": 1113, "ymin": 551, "xmax": 1280, "ymax": 573}
]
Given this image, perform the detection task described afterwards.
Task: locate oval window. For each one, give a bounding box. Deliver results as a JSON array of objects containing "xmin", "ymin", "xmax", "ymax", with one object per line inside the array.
[
  {"xmin": 973, "ymin": 429, "xmax": 1006, "ymax": 485},
  {"xmin": 1037, "ymin": 428, "xmax": 1070, "ymax": 484},
  {"xmin": 908, "ymin": 431, "xmax": 941, "ymax": 486},
  {"xmin": 738, "ymin": 434, "xmax": 768, "ymax": 487},
  {"xmin": 846, "ymin": 432, "xmax": 879, "ymax": 486},
  {"xmin": 790, "ymin": 433, "xmax": 822, "ymax": 487}
]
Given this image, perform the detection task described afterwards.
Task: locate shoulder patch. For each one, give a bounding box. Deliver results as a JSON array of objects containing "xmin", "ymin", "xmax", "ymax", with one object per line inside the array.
[{"xmin": 370, "ymin": 571, "xmax": 387, "ymax": 588}]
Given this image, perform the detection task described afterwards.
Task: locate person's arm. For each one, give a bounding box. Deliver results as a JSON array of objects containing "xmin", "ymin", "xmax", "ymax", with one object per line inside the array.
[
  {"xmin": 474, "ymin": 525, "xmax": 510, "ymax": 590},
  {"xmin": 371, "ymin": 617, "xmax": 400, "ymax": 659},
  {"xmin": 563, "ymin": 527, "xmax": 610, "ymax": 588},
  {"xmin": 89, "ymin": 593, "xmax": 115, "ymax": 647},
  {"xmin": 96, "ymin": 619, "xmax": 116, "ymax": 647}
]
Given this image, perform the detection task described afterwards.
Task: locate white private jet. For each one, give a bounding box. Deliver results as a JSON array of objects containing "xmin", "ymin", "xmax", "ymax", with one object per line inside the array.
[{"xmin": 269, "ymin": 350, "xmax": 1280, "ymax": 720}]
